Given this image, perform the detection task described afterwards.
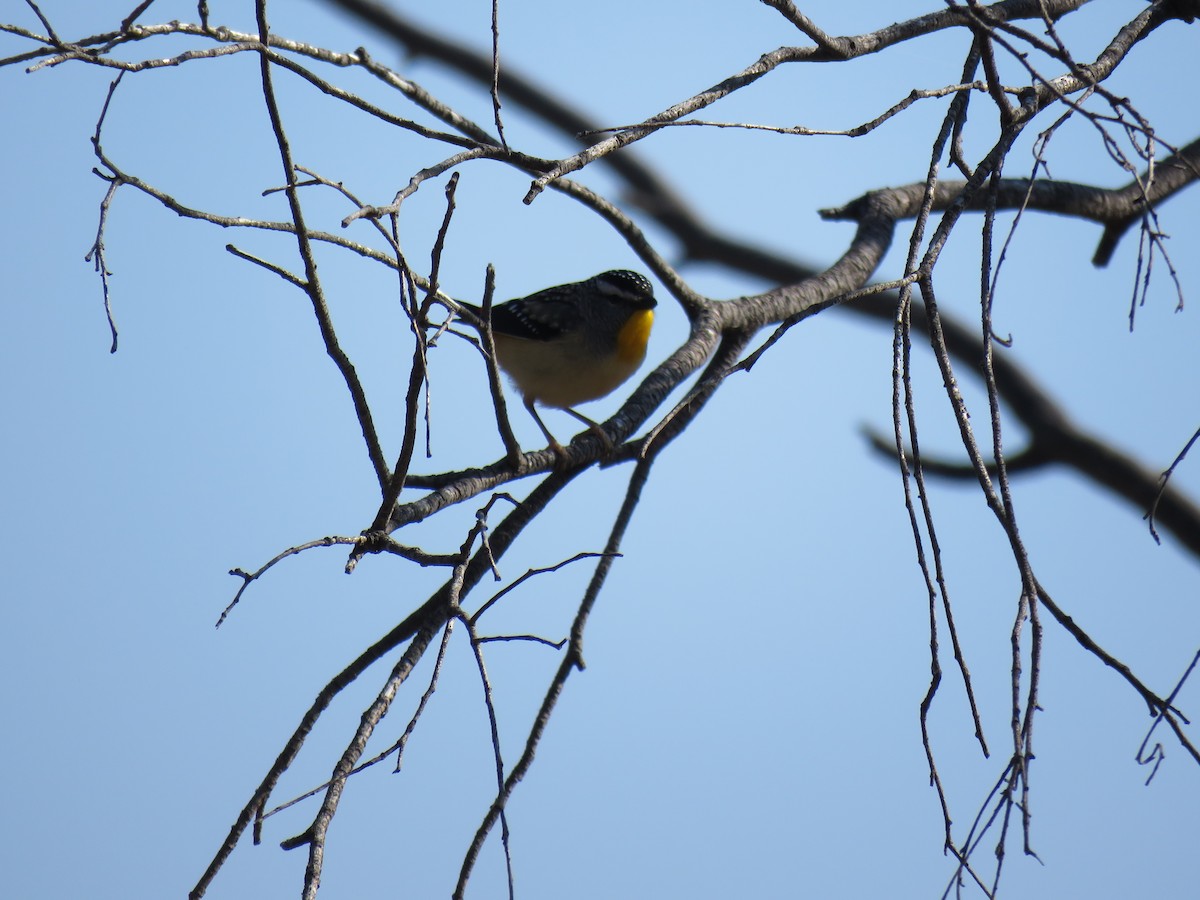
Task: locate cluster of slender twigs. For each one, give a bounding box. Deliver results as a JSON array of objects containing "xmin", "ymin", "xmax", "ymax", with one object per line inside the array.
[{"xmin": 5, "ymin": 1, "xmax": 1200, "ymax": 898}]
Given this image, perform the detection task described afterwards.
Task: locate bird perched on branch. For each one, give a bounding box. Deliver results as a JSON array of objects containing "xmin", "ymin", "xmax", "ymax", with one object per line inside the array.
[{"xmin": 453, "ymin": 270, "xmax": 657, "ymax": 457}]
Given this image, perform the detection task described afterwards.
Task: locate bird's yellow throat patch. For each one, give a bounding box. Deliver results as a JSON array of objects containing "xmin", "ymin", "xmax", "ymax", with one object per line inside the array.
[{"xmin": 616, "ymin": 309, "xmax": 654, "ymax": 362}]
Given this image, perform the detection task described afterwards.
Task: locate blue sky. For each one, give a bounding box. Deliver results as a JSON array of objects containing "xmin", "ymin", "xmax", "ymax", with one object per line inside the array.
[{"xmin": 3, "ymin": 1, "xmax": 1199, "ymax": 898}]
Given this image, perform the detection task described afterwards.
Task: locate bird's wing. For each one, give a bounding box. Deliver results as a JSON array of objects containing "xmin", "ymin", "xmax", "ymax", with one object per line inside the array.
[{"xmin": 488, "ymin": 284, "xmax": 584, "ymax": 342}]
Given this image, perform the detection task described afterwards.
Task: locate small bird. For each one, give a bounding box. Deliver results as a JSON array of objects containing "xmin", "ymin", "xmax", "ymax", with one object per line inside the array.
[{"xmin": 454, "ymin": 270, "xmax": 657, "ymax": 456}]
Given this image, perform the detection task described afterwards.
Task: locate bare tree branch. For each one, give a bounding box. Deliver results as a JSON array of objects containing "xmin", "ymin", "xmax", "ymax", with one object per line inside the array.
[{"xmin": 6, "ymin": 3, "xmax": 1198, "ymax": 898}]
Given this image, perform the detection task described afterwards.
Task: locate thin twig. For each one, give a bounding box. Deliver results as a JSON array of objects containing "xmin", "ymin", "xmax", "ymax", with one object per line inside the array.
[
  {"xmin": 259, "ymin": 620, "xmax": 457, "ymax": 820},
  {"xmin": 453, "ymin": 458, "xmax": 655, "ymax": 899},
  {"xmin": 489, "ymin": 0, "xmax": 506, "ymax": 150}
]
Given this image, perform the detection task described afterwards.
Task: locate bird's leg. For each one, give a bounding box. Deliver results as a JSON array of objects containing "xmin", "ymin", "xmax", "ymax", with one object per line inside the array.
[
  {"xmin": 562, "ymin": 407, "xmax": 614, "ymax": 454},
  {"xmin": 524, "ymin": 397, "xmax": 569, "ymax": 464},
  {"xmin": 523, "ymin": 399, "xmax": 615, "ymax": 468}
]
